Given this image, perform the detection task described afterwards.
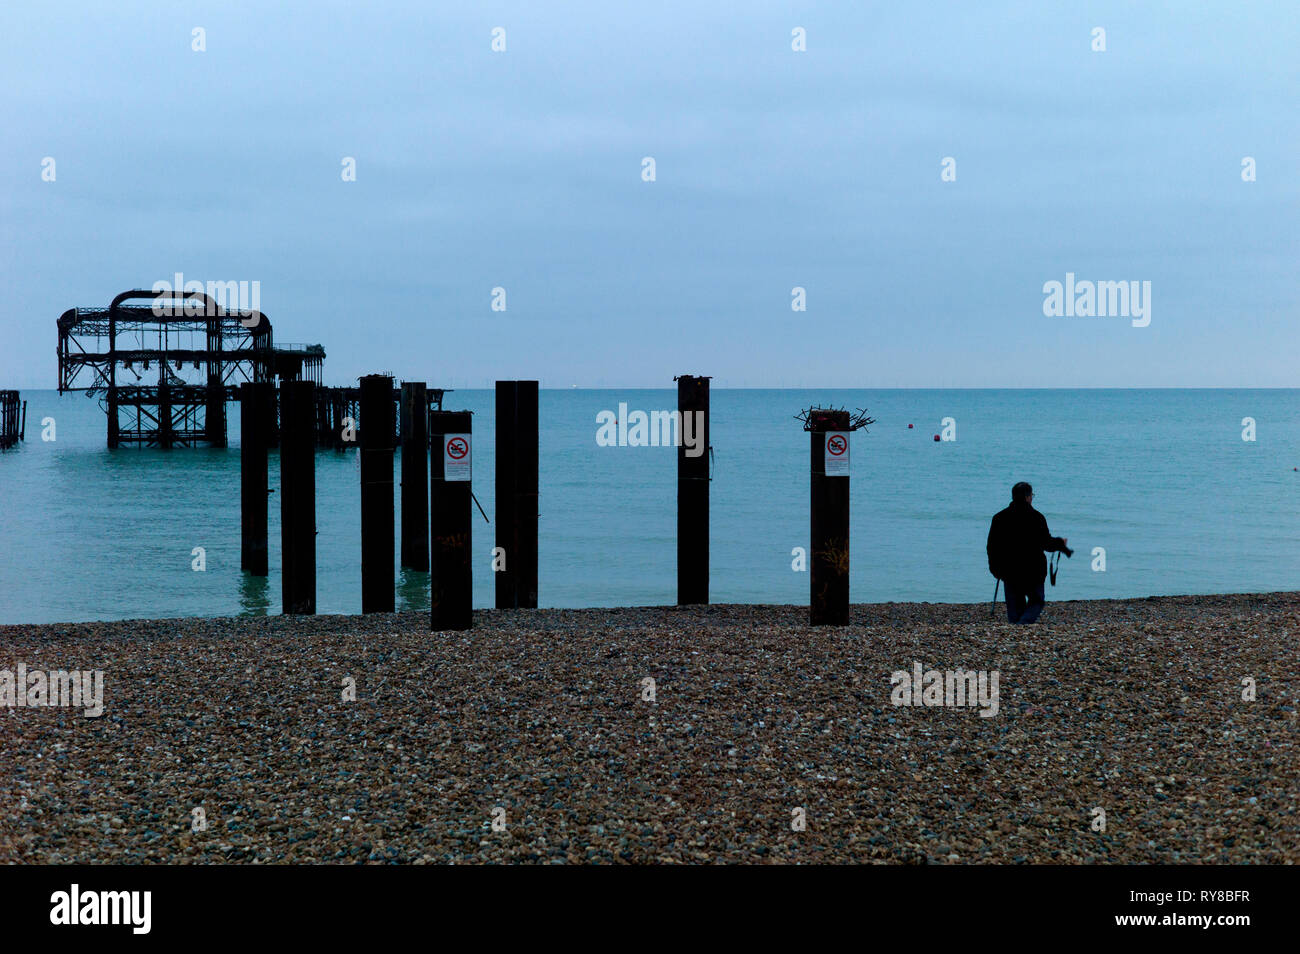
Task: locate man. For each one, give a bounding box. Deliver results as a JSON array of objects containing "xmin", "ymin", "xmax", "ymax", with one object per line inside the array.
[{"xmin": 986, "ymin": 482, "xmax": 1071, "ymax": 624}]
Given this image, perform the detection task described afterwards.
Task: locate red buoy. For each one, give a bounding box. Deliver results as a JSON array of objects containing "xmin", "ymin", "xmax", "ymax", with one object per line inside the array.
[
  {"xmin": 908, "ymin": 424, "xmax": 914, "ymax": 429},
  {"xmin": 933, "ymin": 434, "xmax": 940, "ymax": 441}
]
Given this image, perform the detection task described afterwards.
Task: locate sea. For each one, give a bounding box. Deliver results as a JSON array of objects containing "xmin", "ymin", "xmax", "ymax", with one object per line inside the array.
[{"xmin": 1, "ymin": 389, "xmax": 1296, "ymax": 625}]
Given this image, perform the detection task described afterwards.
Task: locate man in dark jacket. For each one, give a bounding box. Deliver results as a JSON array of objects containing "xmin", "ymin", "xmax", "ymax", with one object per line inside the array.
[{"xmin": 986, "ymin": 482, "xmax": 1070, "ymax": 624}]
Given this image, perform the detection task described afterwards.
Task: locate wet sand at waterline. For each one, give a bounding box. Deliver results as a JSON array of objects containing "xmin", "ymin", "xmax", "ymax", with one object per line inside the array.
[{"xmin": 1, "ymin": 594, "xmax": 1296, "ymax": 864}]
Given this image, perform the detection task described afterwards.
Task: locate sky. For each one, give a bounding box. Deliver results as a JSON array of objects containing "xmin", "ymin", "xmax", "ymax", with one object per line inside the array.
[{"xmin": 1, "ymin": 1, "xmax": 1296, "ymax": 389}]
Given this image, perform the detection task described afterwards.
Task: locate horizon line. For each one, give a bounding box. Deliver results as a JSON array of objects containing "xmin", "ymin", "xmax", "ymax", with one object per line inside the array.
[{"xmin": 17, "ymin": 384, "xmax": 1300, "ymax": 392}]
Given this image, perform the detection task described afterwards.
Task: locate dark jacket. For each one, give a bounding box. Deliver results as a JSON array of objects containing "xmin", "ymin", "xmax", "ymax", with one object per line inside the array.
[{"xmin": 986, "ymin": 500, "xmax": 1068, "ymax": 586}]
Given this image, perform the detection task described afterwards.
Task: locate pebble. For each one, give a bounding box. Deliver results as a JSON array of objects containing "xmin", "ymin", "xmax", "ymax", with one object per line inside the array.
[{"xmin": 0, "ymin": 594, "xmax": 1295, "ymax": 863}]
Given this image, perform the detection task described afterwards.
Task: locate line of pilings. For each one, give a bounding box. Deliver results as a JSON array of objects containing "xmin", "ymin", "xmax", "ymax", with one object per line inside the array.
[
  {"xmin": 676, "ymin": 375, "xmax": 710, "ymax": 604},
  {"xmin": 495, "ymin": 380, "xmax": 538, "ymax": 608},
  {"xmin": 239, "ymin": 377, "xmax": 472, "ymax": 623},
  {"xmin": 237, "ymin": 374, "xmax": 858, "ymax": 626}
]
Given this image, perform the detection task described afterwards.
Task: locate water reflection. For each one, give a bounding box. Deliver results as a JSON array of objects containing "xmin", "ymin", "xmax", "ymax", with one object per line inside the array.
[
  {"xmin": 397, "ymin": 567, "xmax": 430, "ymax": 613},
  {"xmin": 238, "ymin": 573, "xmax": 271, "ymax": 616}
]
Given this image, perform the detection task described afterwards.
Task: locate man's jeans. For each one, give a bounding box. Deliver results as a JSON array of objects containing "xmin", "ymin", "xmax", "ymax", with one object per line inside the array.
[{"xmin": 1005, "ymin": 581, "xmax": 1046, "ymax": 624}]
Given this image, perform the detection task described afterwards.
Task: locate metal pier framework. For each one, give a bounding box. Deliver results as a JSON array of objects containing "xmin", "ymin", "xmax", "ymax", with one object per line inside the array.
[
  {"xmin": 57, "ymin": 289, "xmax": 325, "ymax": 448},
  {"xmin": 0, "ymin": 391, "xmax": 25, "ymax": 449}
]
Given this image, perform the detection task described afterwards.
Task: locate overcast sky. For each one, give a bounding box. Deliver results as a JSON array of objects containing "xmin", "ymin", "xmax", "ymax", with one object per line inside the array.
[{"xmin": 1, "ymin": 1, "xmax": 1296, "ymax": 389}]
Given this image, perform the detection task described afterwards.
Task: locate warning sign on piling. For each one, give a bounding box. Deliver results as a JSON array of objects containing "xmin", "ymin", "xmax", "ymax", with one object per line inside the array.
[
  {"xmin": 443, "ymin": 434, "xmax": 471, "ymax": 481},
  {"xmin": 824, "ymin": 432, "xmax": 849, "ymax": 476}
]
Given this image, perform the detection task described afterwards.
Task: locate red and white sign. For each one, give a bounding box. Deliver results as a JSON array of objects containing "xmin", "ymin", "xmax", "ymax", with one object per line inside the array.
[
  {"xmin": 824, "ymin": 431, "xmax": 849, "ymax": 476},
  {"xmin": 444, "ymin": 434, "xmax": 471, "ymax": 481}
]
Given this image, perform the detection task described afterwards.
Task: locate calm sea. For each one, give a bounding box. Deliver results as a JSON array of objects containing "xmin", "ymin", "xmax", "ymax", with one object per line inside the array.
[{"xmin": 0, "ymin": 389, "xmax": 1296, "ymax": 625}]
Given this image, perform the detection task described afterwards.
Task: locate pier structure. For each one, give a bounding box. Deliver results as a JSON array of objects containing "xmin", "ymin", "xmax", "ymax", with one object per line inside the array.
[
  {"xmin": 0, "ymin": 391, "xmax": 26, "ymax": 449},
  {"xmin": 57, "ymin": 290, "xmax": 449, "ymax": 450},
  {"xmin": 313, "ymin": 384, "xmax": 447, "ymax": 450},
  {"xmin": 57, "ymin": 289, "xmax": 322, "ymax": 448}
]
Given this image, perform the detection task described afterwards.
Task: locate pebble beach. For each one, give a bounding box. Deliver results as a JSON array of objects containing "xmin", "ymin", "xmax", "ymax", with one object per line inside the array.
[{"xmin": 1, "ymin": 594, "xmax": 1296, "ymax": 864}]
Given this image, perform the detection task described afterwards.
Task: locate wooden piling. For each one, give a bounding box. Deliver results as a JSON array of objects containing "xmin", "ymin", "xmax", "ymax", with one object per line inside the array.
[
  {"xmin": 809, "ymin": 409, "xmax": 850, "ymax": 625},
  {"xmin": 677, "ymin": 375, "xmax": 710, "ymax": 605},
  {"xmin": 495, "ymin": 380, "xmax": 539, "ymax": 608},
  {"xmin": 430, "ymin": 410, "xmax": 473, "ymax": 630},
  {"xmin": 399, "ymin": 382, "xmax": 429, "ymax": 571},
  {"xmin": 239, "ymin": 381, "xmax": 272, "ymax": 576},
  {"xmin": 107, "ymin": 309, "xmax": 119, "ymax": 449},
  {"xmin": 267, "ymin": 386, "xmax": 281, "ymax": 449},
  {"xmin": 280, "ymin": 380, "xmax": 317, "ymax": 614},
  {"xmin": 157, "ymin": 382, "xmax": 173, "ymax": 449},
  {"xmin": 206, "ymin": 312, "xmax": 226, "ymax": 447},
  {"xmin": 360, "ymin": 374, "xmax": 395, "ymax": 613}
]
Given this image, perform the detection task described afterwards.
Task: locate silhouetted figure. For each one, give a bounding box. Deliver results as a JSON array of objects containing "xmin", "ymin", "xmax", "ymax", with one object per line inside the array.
[{"xmin": 987, "ymin": 482, "xmax": 1071, "ymax": 624}]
